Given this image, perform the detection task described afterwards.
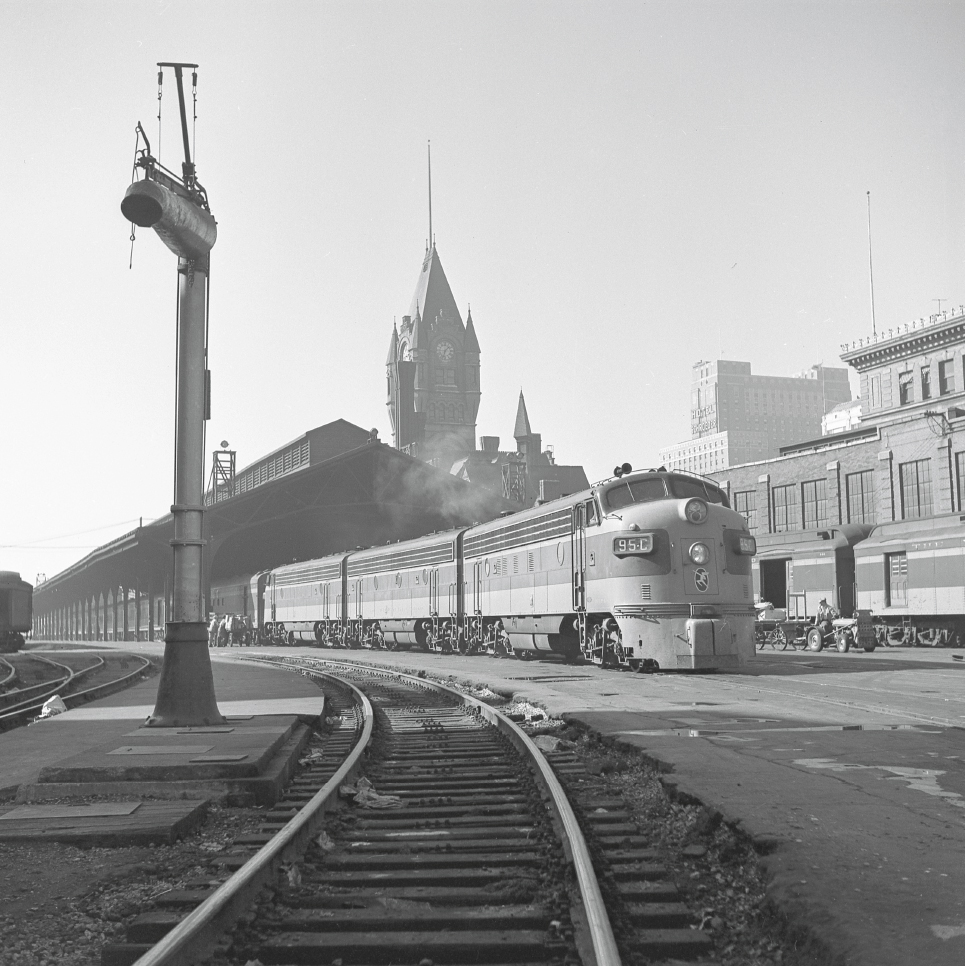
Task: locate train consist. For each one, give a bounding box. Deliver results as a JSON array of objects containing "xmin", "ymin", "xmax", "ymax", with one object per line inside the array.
[
  {"xmin": 212, "ymin": 468, "xmax": 758, "ymax": 671},
  {"xmin": 0, "ymin": 571, "xmax": 32, "ymax": 653},
  {"xmin": 755, "ymin": 514, "xmax": 965, "ymax": 646}
]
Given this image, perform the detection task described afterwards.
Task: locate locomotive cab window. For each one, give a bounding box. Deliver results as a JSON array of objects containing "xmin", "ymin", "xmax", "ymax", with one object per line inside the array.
[
  {"xmin": 668, "ymin": 475, "xmax": 728, "ymax": 506},
  {"xmin": 605, "ymin": 477, "xmax": 667, "ymax": 510}
]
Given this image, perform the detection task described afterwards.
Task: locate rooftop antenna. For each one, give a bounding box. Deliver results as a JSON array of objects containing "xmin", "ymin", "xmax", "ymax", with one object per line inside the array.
[
  {"xmin": 867, "ymin": 191, "xmax": 877, "ymax": 337},
  {"xmin": 427, "ymin": 139, "xmax": 433, "ymax": 251},
  {"xmin": 934, "ymin": 298, "xmax": 947, "ymax": 316}
]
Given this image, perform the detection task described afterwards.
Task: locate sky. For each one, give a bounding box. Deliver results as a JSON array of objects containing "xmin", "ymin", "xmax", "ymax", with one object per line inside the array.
[{"xmin": 2, "ymin": 0, "xmax": 964, "ymax": 585}]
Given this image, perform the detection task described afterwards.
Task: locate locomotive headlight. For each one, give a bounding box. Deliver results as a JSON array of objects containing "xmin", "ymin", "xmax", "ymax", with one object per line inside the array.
[
  {"xmin": 681, "ymin": 498, "xmax": 708, "ymax": 524},
  {"xmin": 688, "ymin": 542, "xmax": 710, "ymax": 565},
  {"xmin": 738, "ymin": 535, "xmax": 757, "ymax": 555}
]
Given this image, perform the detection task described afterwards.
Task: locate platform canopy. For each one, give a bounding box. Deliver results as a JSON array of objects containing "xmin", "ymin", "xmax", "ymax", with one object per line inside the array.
[{"xmin": 34, "ymin": 419, "xmax": 515, "ymax": 634}]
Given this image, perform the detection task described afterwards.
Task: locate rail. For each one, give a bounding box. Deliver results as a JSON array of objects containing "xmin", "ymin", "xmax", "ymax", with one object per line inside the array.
[
  {"xmin": 0, "ymin": 654, "xmax": 86, "ymax": 713},
  {"xmin": 131, "ymin": 663, "xmax": 373, "ymax": 966},
  {"xmin": 256, "ymin": 654, "xmax": 621, "ymax": 966},
  {"xmin": 0, "ymin": 657, "xmax": 16, "ymax": 689},
  {"xmin": 0, "ymin": 654, "xmax": 152, "ymax": 729}
]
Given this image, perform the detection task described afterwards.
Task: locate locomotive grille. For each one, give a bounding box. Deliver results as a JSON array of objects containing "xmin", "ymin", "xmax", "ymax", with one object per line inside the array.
[
  {"xmin": 348, "ymin": 542, "xmax": 455, "ymax": 576},
  {"xmin": 641, "ymin": 583, "xmax": 651, "ymax": 601},
  {"xmin": 464, "ymin": 507, "xmax": 572, "ymax": 557}
]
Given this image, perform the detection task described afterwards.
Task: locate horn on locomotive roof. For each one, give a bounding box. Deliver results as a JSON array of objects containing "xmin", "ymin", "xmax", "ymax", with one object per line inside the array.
[{"xmin": 613, "ymin": 463, "xmax": 633, "ymax": 478}]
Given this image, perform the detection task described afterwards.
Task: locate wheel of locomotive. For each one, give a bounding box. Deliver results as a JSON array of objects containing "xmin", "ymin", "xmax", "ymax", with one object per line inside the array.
[
  {"xmin": 775, "ymin": 627, "xmax": 789, "ymax": 650},
  {"xmin": 806, "ymin": 627, "xmax": 825, "ymax": 651},
  {"xmin": 287, "ymin": 630, "xmax": 295, "ymax": 646},
  {"xmin": 836, "ymin": 629, "xmax": 852, "ymax": 653}
]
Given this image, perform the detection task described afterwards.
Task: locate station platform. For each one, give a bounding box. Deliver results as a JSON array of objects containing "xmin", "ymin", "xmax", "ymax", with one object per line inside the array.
[{"xmin": 0, "ymin": 656, "xmax": 324, "ymax": 844}]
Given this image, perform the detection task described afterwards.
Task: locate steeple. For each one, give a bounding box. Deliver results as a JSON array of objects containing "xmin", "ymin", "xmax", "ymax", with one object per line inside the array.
[
  {"xmin": 465, "ymin": 305, "xmax": 480, "ymax": 354},
  {"xmin": 514, "ymin": 391, "xmax": 532, "ymax": 440},
  {"xmin": 386, "ymin": 321, "xmax": 398, "ymax": 365},
  {"xmin": 409, "ymin": 246, "xmax": 462, "ymax": 337},
  {"xmin": 387, "ymin": 241, "xmax": 480, "ymax": 465}
]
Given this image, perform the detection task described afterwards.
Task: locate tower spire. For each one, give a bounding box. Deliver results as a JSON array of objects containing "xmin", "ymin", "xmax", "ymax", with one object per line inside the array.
[{"xmin": 428, "ymin": 139, "xmax": 433, "ymax": 251}]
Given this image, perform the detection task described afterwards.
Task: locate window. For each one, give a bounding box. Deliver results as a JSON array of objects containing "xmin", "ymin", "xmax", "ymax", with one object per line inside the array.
[
  {"xmin": 886, "ymin": 552, "xmax": 907, "ymax": 606},
  {"xmin": 801, "ymin": 479, "xmax": 828, "ymax": 529},
  {"xmin": 940, "ymin": 359, "xmax": 956, "ymax": 395},
  {"xmin": 734, "ymin": 490, "xmax": 757, "ymax": 532},
  {"xmin": 846, "ymin": 470, "xmax": 876, "ymax": 524},
  {"xmin": 771, "ymin": 484, "xmax": 799, "ymax": 532},
  {"xmin": 899, "ymin": 459, "xmax": 932, "ymax": 519},
  {"xmin": 667, "ymin": 476, "xmax": 728, "ymax": 505},
  {"xmin": 898, "ymin": 371, "xmax": 913, "ymax": 405},
  {"xmin": 605, "ymin": 478, "xmax": 667, "ymax": 509},
  {"xmin": 921, "ymin": 366, "xmax": 932, "ymax": 400}
]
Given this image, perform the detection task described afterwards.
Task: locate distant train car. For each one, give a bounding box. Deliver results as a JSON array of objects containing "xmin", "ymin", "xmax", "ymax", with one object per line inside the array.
[
  {"xmin": 348, "ymin": 531, "xmax": 463, "ymax": 650},
  {"xmin": 855, "ymin": 514, "xmax": 965, "ymax": 646},
  {"xmin": 0, "ymin": 571, "xmax": 32, "ymax": 653},
  {"xmin": 209, "ymin": 574, "xmax": 253, "ymax": 618},
  {"xmin": 264, "ymin": 555, "xmax": 351, "ymax": 646},
  {"xmin": 754, "ymin": 525, "xmax": 874, "ymax": 619}
]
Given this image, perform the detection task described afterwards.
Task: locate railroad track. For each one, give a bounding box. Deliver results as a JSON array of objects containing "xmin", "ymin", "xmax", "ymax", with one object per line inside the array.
[
  {"xmin": 0, "ymin": 652, "xmax": 80, "ymax": 710},
  {"xmin": 0, "ymin": 656, "xmax": 15, "ymax": 690},
  {"xmin": 106, "ymin": 657, "xmax": 712, "ymax": 966},
  {"xmin": 0, "ymin": 652, "xmax": 154, "ymax": 731}
]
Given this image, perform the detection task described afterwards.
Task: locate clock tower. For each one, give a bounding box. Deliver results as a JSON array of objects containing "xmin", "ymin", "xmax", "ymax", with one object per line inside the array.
[{"xmin": 386, "ymin": 243, "xmax": 481, "ymax": 467}]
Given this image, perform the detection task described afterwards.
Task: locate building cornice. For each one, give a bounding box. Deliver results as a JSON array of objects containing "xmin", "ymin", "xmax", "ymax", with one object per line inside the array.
[{"xmin": 840, "ymin": 313, "xmax": 965, "ymax": 370}]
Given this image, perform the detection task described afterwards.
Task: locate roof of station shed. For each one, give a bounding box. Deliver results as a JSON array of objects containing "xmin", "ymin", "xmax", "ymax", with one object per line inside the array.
[{"xmin": 34, "ymin": 419, "xmax": 515, "ymax": 605}]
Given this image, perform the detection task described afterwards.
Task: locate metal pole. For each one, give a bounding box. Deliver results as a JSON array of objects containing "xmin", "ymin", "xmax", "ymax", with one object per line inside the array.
[
  {"xmin": 147, "ymin": 253, "xmax": 224, "ymax": 726},
  {"xmin": 866, "ymin": 191, "xmax": 877, "ymax": 337}
]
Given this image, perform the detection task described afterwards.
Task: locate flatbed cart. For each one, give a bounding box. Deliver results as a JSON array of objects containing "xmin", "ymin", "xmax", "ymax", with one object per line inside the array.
[{"xmin": 755, "ymin": 603, "xmax": 794, "ymax": 650}]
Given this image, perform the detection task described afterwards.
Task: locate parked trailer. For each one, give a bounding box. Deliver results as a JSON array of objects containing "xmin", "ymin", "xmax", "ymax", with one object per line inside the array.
[
  {"xmin": 753, "ymin": 524, "xmax": 874, "ymax": 620},
  {"xmin": 854, "ymin": 514, "xmax": 965, "ymax": 647}
]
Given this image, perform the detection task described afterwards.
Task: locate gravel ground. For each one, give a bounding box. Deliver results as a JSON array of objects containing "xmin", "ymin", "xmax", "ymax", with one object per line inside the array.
[
  {"xmin": 0, "ymin": 803, "xmax": 264, "ymax": 966},
  {"xmin": 511, "ymin": 703, "xmax": 830, "ymax": 966}
]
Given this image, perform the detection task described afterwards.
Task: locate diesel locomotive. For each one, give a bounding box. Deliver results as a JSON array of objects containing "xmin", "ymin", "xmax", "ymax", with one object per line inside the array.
[{"xmin": 215, "ymin": 468, "xmax": 758, "ymax": 671}]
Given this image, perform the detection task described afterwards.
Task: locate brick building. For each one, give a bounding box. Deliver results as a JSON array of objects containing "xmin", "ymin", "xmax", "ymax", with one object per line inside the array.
[{"xmin": 713, "ymin": 308, "xmax": 965, "ymax": 608}]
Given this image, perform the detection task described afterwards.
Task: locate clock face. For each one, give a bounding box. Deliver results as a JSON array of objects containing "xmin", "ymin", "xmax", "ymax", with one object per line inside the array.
[{"xmin": 435, "ymin": 340, "xmax": 455, "ymax": 363}]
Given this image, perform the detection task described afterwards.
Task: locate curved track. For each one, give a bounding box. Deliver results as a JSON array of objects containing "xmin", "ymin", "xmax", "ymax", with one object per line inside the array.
[
  {"xmin": 0, "ymin": 656, "xmax": 16, "ymax": 689},
  {"xmin": 118, "ymin": 657, "xmax": 623, "ymax": 966},
  {"xmin": 0, "ymin": 653, "xmax": 153, "ymax": 730}
]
